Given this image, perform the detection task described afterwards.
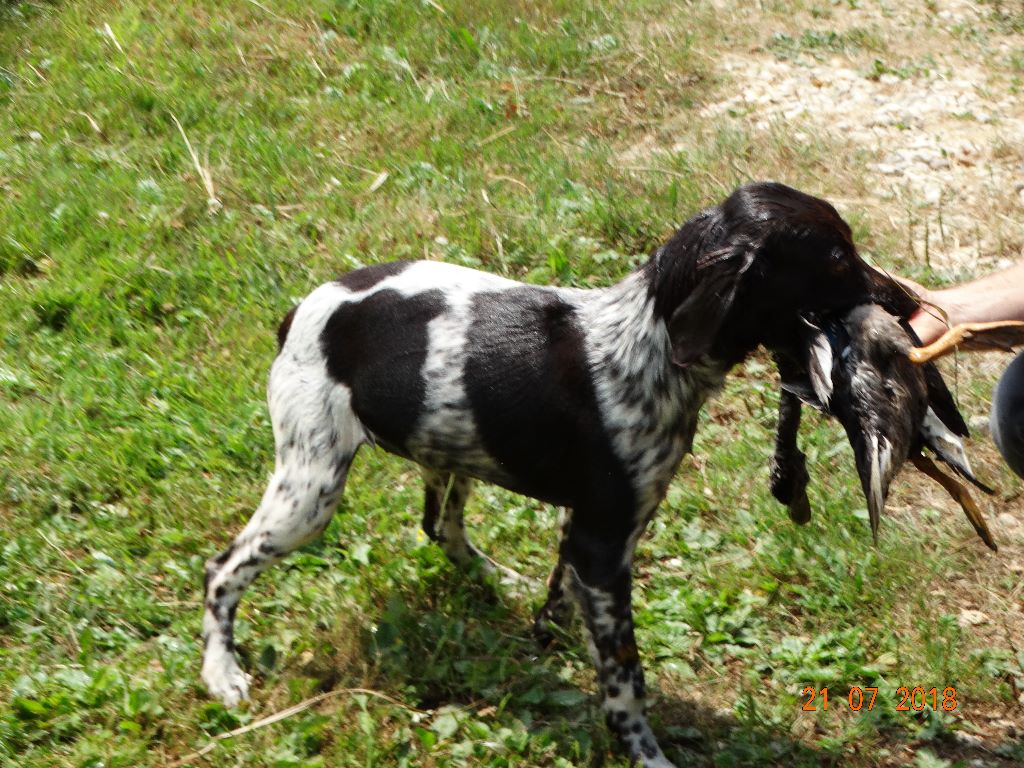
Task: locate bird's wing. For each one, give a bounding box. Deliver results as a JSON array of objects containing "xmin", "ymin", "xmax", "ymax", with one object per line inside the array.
[
  {"xmin": 902, "ymin": 320, "xmax": 969, "ymax": 437},
  {"xmin": 786, "ymin": 315, "xmax": 840, "ymax": 409},
  {"xmin": 919, "ymin": 407, "xmax": 994, "ymax": 494},
  {"xmin": 779, "ymin": 380, "xmax": 824, "ymax": 409}
]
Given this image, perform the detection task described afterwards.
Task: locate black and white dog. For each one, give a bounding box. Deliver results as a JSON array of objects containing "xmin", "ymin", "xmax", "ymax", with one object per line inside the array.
[{"xmin": 202, "ymin": 182, "xmax": 910, "ymax": 767}]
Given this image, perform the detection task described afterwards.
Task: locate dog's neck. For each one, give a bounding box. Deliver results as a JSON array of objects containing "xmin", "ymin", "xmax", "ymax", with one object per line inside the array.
[
  {"xmin": 581, "ymin": 269, "xmax": 731, "ymax": 512},
  {"xmin": 587, "ymin": 264, "xmax": 733, "ymax": 392}
]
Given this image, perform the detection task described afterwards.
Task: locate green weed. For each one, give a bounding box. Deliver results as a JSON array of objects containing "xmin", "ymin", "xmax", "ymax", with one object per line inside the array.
[{"xmin": 768, "ymin": 27, "xmax": 885, "ymax": 61}]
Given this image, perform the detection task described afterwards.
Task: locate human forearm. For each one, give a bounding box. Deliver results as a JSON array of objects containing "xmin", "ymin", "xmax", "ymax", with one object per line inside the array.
[{"xmin": 909, "ymin": 260, "xmax": 1024, "ymax": 345}]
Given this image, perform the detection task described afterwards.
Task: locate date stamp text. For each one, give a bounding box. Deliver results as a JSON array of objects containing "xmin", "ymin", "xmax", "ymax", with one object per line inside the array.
[{"xmin": 801, "ymin": 686, "xmax": 958, "ymax": 712}]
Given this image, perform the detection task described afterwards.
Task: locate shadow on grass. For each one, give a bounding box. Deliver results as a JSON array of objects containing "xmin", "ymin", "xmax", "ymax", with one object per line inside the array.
[
  {"xmin": 654, "ymin": 693, "xmax": 1024, "ymax": 767},
  {"xmin": 327, "ymin": 564, "xmax": 1024, "ymax": 767}
]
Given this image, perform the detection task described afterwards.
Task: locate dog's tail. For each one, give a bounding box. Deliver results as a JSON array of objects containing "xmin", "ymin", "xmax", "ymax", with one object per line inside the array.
[{"xmin": 276, "ymin": 305, "xmax": 299, "ymax": 352}]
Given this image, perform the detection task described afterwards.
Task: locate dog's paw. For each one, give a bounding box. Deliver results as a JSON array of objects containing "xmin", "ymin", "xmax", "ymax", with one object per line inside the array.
[
  {"xmin": 532, "ymin": 604, "xmax": 573, "ymax": 651},
  {"xmin": 202, "ymin": 656, "xmax": 251, "ymax": 707},
  {"xmin": 532, "ymin": 620, "xmax": 558, "ymax": 651}
]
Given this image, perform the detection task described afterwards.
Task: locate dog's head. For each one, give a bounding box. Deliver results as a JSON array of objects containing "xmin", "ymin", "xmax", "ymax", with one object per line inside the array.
[{"xmin": 653, "ymin": 182, "xmax": 915, "ymax": 368}]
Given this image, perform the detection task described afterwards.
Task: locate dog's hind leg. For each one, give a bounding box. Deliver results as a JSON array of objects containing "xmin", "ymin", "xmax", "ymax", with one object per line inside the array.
[
  {"xmin": 533, "ymin": 509, "xmax": 574, "ymax": 647},
  {"xmin": 422, "ymin": 468, "xmax": 527, "ymax": 585},
  {"xmin": 201, "ymin": 364, "xmax": 363, "ymax": 707},
  {"xmin": 421, "ymin": 469, "xmax": 476, "ymax": 563}
]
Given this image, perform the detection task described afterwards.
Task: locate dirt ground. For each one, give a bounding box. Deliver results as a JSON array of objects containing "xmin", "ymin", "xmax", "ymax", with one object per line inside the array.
[{"xmin": 631, "ymin": 0, "xmax": 1024, "ymax": 275}]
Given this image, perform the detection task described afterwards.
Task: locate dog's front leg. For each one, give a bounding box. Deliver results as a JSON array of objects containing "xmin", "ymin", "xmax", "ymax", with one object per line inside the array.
[{"xmin": 563, "ymin": 516, "xmax": 676, "ymax": 768}]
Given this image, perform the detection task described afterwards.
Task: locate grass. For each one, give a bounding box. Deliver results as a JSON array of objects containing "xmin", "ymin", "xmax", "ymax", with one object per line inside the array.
[
  {"xmin": 1, "ymin": 1, "xmax": 1022, "ymax": 767},
  {"xmin": 767, "ymin": 27, "xmax": 887, "ymax": 62}
]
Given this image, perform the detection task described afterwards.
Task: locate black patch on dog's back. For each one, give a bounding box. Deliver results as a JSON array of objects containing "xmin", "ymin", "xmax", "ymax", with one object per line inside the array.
[
  {"xmin": 321, "ymin": 288, "xmax": 445, "ymax": 451},
  {"xmin": 336, "ymin": 261, "xmax": 409, "ymax": 292},
  {"xmin": 464, "ymin": 288, "xmax": 634, "ymax": 521}
]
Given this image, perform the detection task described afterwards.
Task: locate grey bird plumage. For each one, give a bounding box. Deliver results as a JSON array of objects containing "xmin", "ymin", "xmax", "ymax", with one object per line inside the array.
[{"xmin": 777, "ymin": 304, "xmax": 997, "ymax": 549}]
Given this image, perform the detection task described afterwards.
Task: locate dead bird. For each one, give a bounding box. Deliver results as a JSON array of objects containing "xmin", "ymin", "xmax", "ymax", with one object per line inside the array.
[{"xmin": 772, "ymin": 305, "xmax": 1022, "ymax": 550}]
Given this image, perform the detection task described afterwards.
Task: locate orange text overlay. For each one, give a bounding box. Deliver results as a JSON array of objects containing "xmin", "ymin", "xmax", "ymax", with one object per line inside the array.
[{"xmin": 801, "ymin": 686, "xmax": 958, "ymax": 712}]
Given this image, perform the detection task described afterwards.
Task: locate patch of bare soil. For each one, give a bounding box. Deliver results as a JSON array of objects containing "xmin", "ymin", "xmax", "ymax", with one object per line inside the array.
[{"xmin": 632, "ymin": 0, "xmax": 1024, "ymax": 276}]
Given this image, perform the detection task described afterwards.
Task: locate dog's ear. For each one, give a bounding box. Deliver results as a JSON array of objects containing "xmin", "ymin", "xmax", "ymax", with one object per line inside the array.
[{"xmin": 667, "ymin": 248, "xmax": 754, "ymax": 367}]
